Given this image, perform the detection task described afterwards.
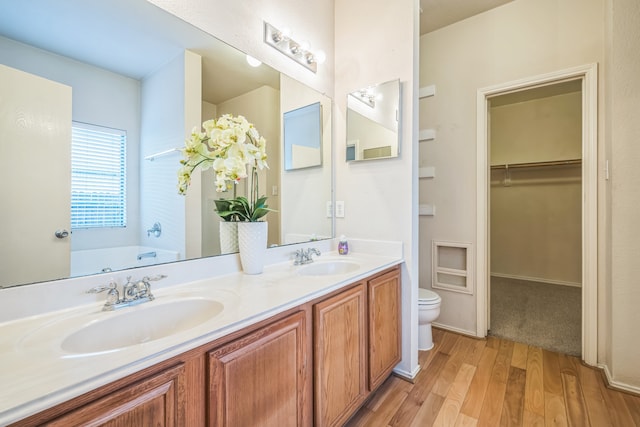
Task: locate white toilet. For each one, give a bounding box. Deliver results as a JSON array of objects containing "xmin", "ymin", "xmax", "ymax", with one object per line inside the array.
[{"xmin": 418, "ymin": 288, "xmax": 442, "ymax": 351}]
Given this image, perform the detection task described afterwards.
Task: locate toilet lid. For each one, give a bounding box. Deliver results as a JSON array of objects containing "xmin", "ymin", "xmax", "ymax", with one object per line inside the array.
[{"xmin": 418, "ymin": 288, "xmax": 441, "ymax": 304}]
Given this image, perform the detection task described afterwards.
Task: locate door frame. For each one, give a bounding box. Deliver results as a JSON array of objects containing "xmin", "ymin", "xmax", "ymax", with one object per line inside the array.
[{"xmin": 475, "ymin": 63, "xmax": 598, "ymax": 365}]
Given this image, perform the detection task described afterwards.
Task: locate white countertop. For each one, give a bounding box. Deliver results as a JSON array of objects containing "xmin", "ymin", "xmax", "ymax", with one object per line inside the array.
[{"xmin": 0, "ymin": 249, "xmax": 402, "ymax": 425}]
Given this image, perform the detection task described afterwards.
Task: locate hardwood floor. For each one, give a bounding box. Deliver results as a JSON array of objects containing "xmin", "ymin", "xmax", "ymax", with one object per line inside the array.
[{"xmin": 345, "ymin": 328, "xmax": 640, "ymax": 426}]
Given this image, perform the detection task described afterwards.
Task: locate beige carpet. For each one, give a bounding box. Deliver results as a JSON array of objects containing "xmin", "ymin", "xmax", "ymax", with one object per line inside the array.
[{"xmin": 489, "ymin": 276, "xmax": 581, "ymax": 356}]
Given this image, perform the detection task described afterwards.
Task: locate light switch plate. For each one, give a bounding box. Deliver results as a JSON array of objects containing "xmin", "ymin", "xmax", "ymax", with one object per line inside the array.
[
  {"xmin": 335, "ymin": 201, "xmax": 345, "ymax": 218},
  {"xmin": 326, "ymin": 201, "xmax": 333, "ymax": 218}
]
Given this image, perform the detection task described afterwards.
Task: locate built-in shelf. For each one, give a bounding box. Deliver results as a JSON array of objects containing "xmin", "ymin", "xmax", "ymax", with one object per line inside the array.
[
  {"xmin": 419, "ymin": 204, "xmax": 435, "ymax": 216},
  {"xmin": 419, "ymin": 129, "xmax": 436, "ymax": 141},
  {"xmin": 419, "ymin": 167, "xmax": 436, "ymax": 178},
  {"xmin": 432, "ymin": 241, "xmax": 474, "ymax": 295},
  {"xmin": 419, "ymin": 85, "xmax": 436, "ymax": 99}
]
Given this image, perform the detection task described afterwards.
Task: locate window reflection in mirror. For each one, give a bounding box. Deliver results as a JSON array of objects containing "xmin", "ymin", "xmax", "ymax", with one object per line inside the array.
[
  {"xmin": 346, "ymin": 79, "xmax": 401, "ymax": 162},
  {"xmin": 283, "ymin": 102, "xmax": 323, "ymax": 170}
]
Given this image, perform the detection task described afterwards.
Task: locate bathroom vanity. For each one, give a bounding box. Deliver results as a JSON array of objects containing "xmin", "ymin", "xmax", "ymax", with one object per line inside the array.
[{"xmin": 1, "ymin": 249, "xmax": 402, "ymax": 426}]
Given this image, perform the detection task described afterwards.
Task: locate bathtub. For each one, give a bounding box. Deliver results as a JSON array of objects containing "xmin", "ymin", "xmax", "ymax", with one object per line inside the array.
[{"xmin": 71, "ymin": 246, "xmax": 181, "ymax": 277}]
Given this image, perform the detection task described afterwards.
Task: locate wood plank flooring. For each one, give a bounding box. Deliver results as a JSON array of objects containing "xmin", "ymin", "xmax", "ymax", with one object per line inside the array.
[{"xmin": 345, "ymin": 328, "xmax": 640, "ymax": 426}]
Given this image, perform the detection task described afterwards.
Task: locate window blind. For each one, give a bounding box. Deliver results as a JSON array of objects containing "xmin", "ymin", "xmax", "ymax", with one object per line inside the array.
[{"xmin": 71, "ymin": 122, "xmax": 127, "ymax": 229}]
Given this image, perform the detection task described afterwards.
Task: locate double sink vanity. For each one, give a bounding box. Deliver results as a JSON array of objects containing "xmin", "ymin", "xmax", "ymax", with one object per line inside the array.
[{"xmin": 0, "ymin": 241, "xmax": 403, "ymax": 426}]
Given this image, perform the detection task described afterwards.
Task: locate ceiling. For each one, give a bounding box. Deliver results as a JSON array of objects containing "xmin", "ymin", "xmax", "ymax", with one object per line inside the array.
[
  {"xmin": 0, "ymin": 0, "xmax": 517, "ymax": 100},
  {"xmin": 0, "ymin": 0, "xmax": 278, "ymax": 105},
  {"xmin": 420, "ymin": 0, "xmax": 515, "ymax": 34}
]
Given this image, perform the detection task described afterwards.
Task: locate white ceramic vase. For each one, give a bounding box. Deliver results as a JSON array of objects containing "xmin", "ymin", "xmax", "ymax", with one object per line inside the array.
[
  {"xmin": 237, "ymin": 221, "xmax": 268, "ymax": 274},
  {"xmin": 219, "ymin": 222, "xmax": 239, "ymax": 254}
]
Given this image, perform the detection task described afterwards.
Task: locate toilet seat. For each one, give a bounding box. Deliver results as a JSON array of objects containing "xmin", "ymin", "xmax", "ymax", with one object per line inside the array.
[{"xmin": 418, "ymin": 288, "xmax": 441, "ymax": 306}]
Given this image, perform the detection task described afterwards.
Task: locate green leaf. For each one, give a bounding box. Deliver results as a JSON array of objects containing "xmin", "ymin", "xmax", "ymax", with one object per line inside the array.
[{"xmin": 214, "ymin": 198, "xmax": 240, "ymax": 221}]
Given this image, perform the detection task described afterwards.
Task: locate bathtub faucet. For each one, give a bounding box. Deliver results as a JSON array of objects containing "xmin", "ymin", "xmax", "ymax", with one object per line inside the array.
[
  {"xmin": 137, "ymin": 251, "xmax": 157, "ymax": 261},
  {"xmin": 147, "ymin": 222, "xmax": 162, "ymax": 237}
]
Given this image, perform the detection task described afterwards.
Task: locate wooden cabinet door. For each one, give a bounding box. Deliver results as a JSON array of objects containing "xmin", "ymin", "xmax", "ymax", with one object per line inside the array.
[
  {"xmin": 208, "ymin": 311, "xmax": 308, "ymax": 427},
  {"xmin": 46, "ymin": 364, "xmax": 186, "ymax": 426},
  {"xmin": 314, "ymin": 283, "xmax": 367, "ymax": 427},
  {"xmin": 368, "ymin": 268, "xmax": 402, "ymax": 390}
]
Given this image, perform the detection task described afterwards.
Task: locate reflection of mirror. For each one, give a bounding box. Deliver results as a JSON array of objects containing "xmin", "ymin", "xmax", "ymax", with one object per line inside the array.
[
  {"xmin": 283, "ymin": 102, "xmax": 323, "ymax": 170},
  {"xmin": 0, "ymin": 0, "xmax": 332, "ymax": 288},
  {"xmin": 346, "ymin": 79, "xmax": 401, "ymax": 161}
]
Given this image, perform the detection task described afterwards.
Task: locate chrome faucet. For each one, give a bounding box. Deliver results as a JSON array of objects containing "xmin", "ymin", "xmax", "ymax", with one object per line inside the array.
[
  {"xmin": 294, "ymin": 247, "xmax": 321, "ymax": 265},
  {"xmin": 137, "ymin": 251, "xmax": 157, "ymax": 261},
  {"xmin": 147, "ymin": 222, "xmax": 162, "ymax": 237},
  {"xmin": 87, "ymin": 275, "xmax": 166, "ymax": 311}
]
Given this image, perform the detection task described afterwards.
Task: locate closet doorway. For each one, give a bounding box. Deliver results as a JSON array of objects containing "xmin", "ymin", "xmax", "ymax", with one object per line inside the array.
[
  {"xmin": 476, "ymin": 64, "xmax": 598, "ymax": 364},
  {"xmin": 489, "ymin": 80, "xmax": 582, "ymax": 355}
]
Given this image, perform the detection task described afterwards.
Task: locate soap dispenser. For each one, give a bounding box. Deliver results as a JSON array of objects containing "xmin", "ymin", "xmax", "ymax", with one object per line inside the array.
[{"xmin": 338, "ymin": 235, "xmax": 349, "ymax": 255}]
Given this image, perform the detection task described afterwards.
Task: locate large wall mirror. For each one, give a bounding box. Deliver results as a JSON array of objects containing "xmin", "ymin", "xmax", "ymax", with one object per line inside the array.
[
  {"xmin": 346, "ymin": 79, "xmax": 401, "ymax": 161},
  {"xmin": 0, "ymin": 0, "xmax": 333, "ymax": 289}
]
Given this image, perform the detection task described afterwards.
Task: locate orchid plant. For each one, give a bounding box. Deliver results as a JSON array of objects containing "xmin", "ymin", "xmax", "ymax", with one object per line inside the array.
[{"xmin": 178, "ymin": 114, "xmax": 273, "ymax": 222}]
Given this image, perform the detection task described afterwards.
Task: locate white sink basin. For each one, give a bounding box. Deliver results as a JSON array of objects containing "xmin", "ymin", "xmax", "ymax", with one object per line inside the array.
[
  {"xmin": 60, "ymin": 298, "xmax": 224, "ymax": 355},
  {"xmin": 297, "ymin": 260, "xmax": 360, "ymax": 276}
]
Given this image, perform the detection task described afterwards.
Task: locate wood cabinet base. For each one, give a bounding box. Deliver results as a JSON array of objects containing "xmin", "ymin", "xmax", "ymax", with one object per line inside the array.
[{"xmin": 10, "ymin": 266, "xmax": 401, "ymax": 427}]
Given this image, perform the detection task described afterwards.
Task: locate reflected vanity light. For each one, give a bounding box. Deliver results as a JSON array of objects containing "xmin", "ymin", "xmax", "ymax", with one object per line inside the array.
[
  {"xmin": 352, "ymin": 87, "xmax": 376, "ymax": 108},
  {"xmin": 246, "ymin": 55, "xmax": 262, "ymax": 67},
  {"xmin": 263, "ymin": 21, "xmax": 325, "ymax": 73}
]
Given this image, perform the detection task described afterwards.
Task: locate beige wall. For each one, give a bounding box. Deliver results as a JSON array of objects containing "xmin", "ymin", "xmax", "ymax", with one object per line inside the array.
[
  {"xmin": 216, "ymin": 86, "xmax": 281, "ymax": 247},
  {"xmin": 335, "ymin": 0, "xmax": 420, "ymax": 377},
  {"xmin": 490, "ymin": 91, "xmax": 582, "ymax": 164},
  {"xmin": 419, "ymin": 0, "xmax": 605, "ymax": 334},
  {"xmin": 280, "ymin": 74, "xmax": 332, "ymax": 243},
  {"xmin": 346, "ymin": 110, "xmax": 398, "ymax": 158},
  {"xmin": 148, "ymin": 0, "xmax": 334, "ymax": 97},
  {"xmin": 606, "ymin": 0, "xmax": 640, "ymax": 388},
  {"xmin": 490, "ymin": 92, "xmax": 582, "ymax": 286},
  {"xmin": 491, "ymin": 167, "xmax": 582, "ymax": 285}
]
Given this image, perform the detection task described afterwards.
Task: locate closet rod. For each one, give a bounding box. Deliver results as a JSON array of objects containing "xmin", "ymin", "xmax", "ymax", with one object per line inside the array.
[{"xmin": 490, "ymin": 158, "xmax": 582, "ymax": 170}]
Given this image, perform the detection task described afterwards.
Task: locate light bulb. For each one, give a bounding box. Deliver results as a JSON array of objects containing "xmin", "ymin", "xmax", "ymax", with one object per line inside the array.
[
  {"xmin": 315, "ymin": 50, "xmax": 326, "ymax": 64},
  {"xmin": 246, "ymin": 55, "xmax": 262, "ymax": 67},
  {"xmin": 289, "ymin": 42, "xmax": 301, "ymax": 55}
]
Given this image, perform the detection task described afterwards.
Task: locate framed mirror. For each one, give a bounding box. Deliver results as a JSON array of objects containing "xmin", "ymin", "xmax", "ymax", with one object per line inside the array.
[
  {"xmin": 0, "ymin": 0, "xmax": 332, "ymax": 289},
  {"xmin": 283, "ymin": 102, "xmax": 323, "ymax": 170},
  {"xmin": 346, "ymin": 79, "xmax": 401, "ymax": 162}
]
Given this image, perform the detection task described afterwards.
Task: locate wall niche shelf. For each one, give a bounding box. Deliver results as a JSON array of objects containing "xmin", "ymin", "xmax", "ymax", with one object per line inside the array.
[
  {"xmin": 419, "ymin": 166, "xmax": 435, "ymax": 179},
  {"xmin": 419, "ymin": 85, "xmax": 436, "ymax": 99},
  {"xmin": 419, "ymin": 204, "xmax": 435, "ymax": 216},
  {"xmin": 419, "ymin": 129, "xmax": 436, "ymax": 141}
]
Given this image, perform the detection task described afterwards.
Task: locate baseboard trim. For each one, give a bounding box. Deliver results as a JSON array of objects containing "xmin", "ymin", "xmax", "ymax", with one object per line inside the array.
[
  {"xmin": 393, "ymin": 365, "xmax": 421, "ymax": 383},
  {"xmin": 598, "ymin": 363, "xmax": 640, "ymax": 396},
  {"xmin": 490, "ymin": 272, "xmax": 581, "ymax": 288},
  {"xmin": 432, "ymin": 322, "xmax": 480, "ymax": 338}
]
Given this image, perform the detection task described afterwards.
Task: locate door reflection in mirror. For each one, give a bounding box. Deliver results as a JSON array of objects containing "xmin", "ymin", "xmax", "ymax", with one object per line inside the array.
[{"xmin": 346, "ymin": 79, "xmax": 401, "ymax": 162}]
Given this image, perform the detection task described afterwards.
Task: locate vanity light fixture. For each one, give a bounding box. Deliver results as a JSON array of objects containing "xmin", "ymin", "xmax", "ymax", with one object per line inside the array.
[
  {"xmin": 352, "ymin": 87, "xmax": 377, "ymax": 108},
  {"xmin": 263, "ymin": 21, "xmax": 324, "ymax": 73}
]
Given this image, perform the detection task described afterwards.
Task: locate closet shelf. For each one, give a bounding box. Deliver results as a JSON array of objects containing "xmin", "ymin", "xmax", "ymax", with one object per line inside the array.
[{"xmin": 490, "ymin": 158, "xmax": 581, "ymax": 170}]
